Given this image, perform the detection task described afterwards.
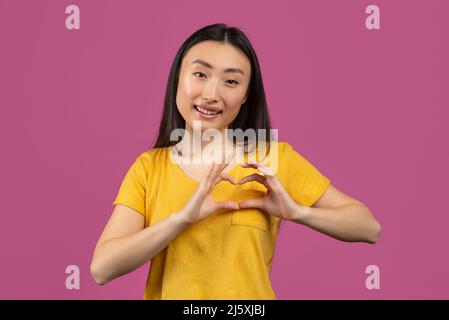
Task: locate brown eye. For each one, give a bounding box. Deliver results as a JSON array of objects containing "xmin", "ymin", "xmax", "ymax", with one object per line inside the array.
[
  {"xmin": 226, "ymin": 80, "xmax": 239, "ymax": 85},
  {"xmin": 193, "ymin": 72, "xmax": 206, "ymax": 78}
]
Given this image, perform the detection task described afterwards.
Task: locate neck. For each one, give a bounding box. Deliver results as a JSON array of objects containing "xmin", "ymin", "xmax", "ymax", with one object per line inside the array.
[{"xmin": 175, "ymin": 126, "xmax": 238, "ymax": 164}]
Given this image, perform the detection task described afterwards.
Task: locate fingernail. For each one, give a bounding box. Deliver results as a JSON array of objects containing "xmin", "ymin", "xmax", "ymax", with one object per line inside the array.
[{"xmin": 259, "ymin": 166, "xmax": 274, "ymax": 176}]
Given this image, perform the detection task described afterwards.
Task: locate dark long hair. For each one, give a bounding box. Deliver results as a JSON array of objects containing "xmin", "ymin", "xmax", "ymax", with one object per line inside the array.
[{"xmin": 153, "ymin": 23, "xmax": 274, "ymax": 155}]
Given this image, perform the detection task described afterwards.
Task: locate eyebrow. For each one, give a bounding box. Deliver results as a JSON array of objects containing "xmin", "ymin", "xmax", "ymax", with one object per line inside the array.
[{"xmin": 192, "ymin": 59, "xmax": 245, "ymax": 76}]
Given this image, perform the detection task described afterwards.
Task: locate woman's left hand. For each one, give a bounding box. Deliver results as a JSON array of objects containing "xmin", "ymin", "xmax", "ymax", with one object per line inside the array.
[{"xmin": 237, "ymin": 160, "xmax": 306, "ymax": 221}]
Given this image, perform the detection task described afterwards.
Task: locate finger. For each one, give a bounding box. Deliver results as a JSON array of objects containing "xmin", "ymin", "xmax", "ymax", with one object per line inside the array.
[
  {"xmin": 204, "ymin": 161, "xmax": 216, "ymax": 181},
  {"xmin": 240, "ymin": 159, "xmax": 263, "ymax": 170},
  {"xmin": 240, "ymin": 162, "xmax": 257, "ymax": 169},
  {"xmin": 238, "ymin": 198, "xmax": 265, "ymax": 210},
  {"xmin": 258, "ymin": 164, "xmax": 275, "ymax": 177},
  {"xmin": 197, "ymin": 162, "xmax": 216, "ymax": 194},
  {"xmin": 203, "ymin": 162, "xmax": 222, "ymax": 191},
  {"xmin": 238, "ymin": 173, "xmax": 266, "ymax": 185},
  {"xmin": 216, "ymin": 151, "xmax": 230, "ymax": 165},
  {"xmin": 241, "ymin": 160, "xmax": 275, "ymax": 177},
  {"xmin": 211, "ymin": 159, "xmax": 226, "ymax": 180},
  {"xmin": 222, "ymin": 152, "xmax": 234, "ymax": 168},
  {"xmin": 212, "ymin": 153, "xmax": 234, "ymax": 181},
  {"xmin": 217, "ymin": 173, "xmax": 239, "ymax": 185},
  {"xmin": 214, "ymin": 201, "xmax": 240, "ymax": 212}
]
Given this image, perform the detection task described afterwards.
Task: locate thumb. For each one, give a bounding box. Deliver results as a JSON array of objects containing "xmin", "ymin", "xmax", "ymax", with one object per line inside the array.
[
  {"xmin": 215, "ymin": 201, "xmax": 240, "ymax": 212},
  {"xmin": 238, "ymin": 198, "xmax": 264, "ymax": 210}
]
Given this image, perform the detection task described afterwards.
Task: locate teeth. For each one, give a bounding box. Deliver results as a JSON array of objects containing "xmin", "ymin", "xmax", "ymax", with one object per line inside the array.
[{"xmin": 196, "ymin": 105, "xmax": 220, "ymax": 115}]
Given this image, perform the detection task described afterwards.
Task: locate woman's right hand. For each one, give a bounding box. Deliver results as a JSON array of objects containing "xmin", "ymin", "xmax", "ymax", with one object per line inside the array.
[{"xmin": 178, "ymin": 154, "xmax": 240, "ymax": 225}]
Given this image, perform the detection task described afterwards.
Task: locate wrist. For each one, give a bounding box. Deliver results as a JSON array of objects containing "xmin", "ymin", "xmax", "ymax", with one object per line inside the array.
[
  {"xmin": 289, "ymin": 203, "xmax": 311, "ymax": 224},
  {"xmin": 170, "ymin": 210, "xmax": 192, "ymax": 230}
]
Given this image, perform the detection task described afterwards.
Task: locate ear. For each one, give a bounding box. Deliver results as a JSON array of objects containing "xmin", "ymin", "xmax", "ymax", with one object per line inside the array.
[{"xmin": 242, "ymin": 94, "xmax": 248, "ymax": 105}]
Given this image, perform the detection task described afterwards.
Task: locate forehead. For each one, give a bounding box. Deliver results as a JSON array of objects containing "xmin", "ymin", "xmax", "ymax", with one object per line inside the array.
[{"xmin": 182, "ymin": 41, "xmax": 251, "ymax": 75}]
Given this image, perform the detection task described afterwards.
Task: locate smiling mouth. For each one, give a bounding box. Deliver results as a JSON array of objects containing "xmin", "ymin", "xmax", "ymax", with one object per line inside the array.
[{"xmin": 193, "ymin": 105, "xmax": 223, "ymax": 116}]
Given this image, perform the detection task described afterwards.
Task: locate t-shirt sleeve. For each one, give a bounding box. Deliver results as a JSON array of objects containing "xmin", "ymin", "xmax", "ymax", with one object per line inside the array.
[
  {"xmin": 112, "ymin": 153, "xmax": 149, "ymax": 216},
  {"xmin": 283, "ymin": 142, "xmax": 331, "ymax": 207}
]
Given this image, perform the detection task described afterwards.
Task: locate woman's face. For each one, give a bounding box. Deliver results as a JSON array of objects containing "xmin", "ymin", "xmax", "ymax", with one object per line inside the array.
[{"xmin": 176, "ymin": 40, "xmax": 251, "ymax": 134}]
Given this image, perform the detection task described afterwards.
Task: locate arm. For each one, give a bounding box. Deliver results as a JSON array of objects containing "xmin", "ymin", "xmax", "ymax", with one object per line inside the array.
[
  {"xmin": 290, "ymin": 184, "xmax": 381, "ymax": 244},
  {"xmin": 91, "ymin": 157, "xmax": 239, "ymax": 286},
  {"xmin": 90, "ymin": 204, "xmax": 189, "ymax": 285}
]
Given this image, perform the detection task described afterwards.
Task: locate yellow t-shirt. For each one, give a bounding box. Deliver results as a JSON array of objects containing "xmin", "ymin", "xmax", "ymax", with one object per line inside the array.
[{"xmin": 112, "ymin": 141, "xmax": 331, "ymax": 299}]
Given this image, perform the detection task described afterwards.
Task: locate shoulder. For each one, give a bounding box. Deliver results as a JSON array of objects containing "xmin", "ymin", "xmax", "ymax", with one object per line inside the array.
[
  {"xmin": 135, "ymin": 146, "xmax": 170, "ymax": 163},
  {"xmin": 128, "ymin": 146, "xmax": 171, "ymax": 175},
  {"xmin": 277, "ymin": 141, "xmax": 292, "ymax": 153},
  {"xmin": 275, "ymin": 141, "xmax": 309, "ymax": 162},
  {"xmin": 270, "ymin": 141, "xmax": 322, "ymax": 176},
  {"xmin": 268, "ymin": 140, "xmax": 296, "ymax": 160}
]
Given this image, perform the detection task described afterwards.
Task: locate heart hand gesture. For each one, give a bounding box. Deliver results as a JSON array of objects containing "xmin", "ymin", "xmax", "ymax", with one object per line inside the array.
[
  {"xmin": 179, "ymin": 154, "xmax": 239, "ymax": 225},
  {"xmin": 238, "ymin": 160, "xmax": 301, "ymax": 221}
]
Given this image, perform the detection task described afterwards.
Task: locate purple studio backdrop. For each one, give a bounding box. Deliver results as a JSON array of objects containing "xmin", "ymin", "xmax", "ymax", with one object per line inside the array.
[{"xmin": 0, "ymin": 0, "xmax": 448, "ymax": 299}]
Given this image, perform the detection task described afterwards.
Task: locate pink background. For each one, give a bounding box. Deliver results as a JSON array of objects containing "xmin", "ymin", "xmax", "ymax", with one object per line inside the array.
[{"xmin": 0, "ymin": 0, "xmax": 448, "ymax": 299}]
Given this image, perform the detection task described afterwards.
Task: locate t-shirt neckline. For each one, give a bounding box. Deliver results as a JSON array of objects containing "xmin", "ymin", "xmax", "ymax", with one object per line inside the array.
[{"xmin": 168, "ymin": 145, "xmax": 247, "ymax": 185}]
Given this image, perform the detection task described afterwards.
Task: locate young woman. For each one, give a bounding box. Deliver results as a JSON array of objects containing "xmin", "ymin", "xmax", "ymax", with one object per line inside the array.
[{"xmin": 90, "ymin": 23, "xmax": 381, "ymax": 300}]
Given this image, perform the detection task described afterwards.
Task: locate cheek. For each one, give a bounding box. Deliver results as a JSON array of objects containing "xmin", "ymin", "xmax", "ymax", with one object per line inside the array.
[
  {"xmin": 178, "ymin": 78, "xmax": 192, "ymax": 100},
  {"xmin": 180, "ymin": 77, "xmax": 195, "ymax": 96},
  {"xmin": 223, "ymin": 94, "xmax": 245, "ymax": 113},
  {"xmin": 176, "ymin": 79, "xmax": 196, "ymax": 111},
  {"xmin": 223, "ymin": 104, "xmax": 242, "ymax": 121}
]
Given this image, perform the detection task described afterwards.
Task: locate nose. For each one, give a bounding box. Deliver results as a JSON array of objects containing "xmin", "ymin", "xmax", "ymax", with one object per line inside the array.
[{"xmin": 201, "ymin": 78, "xmax": 220, "ymax": 102}]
